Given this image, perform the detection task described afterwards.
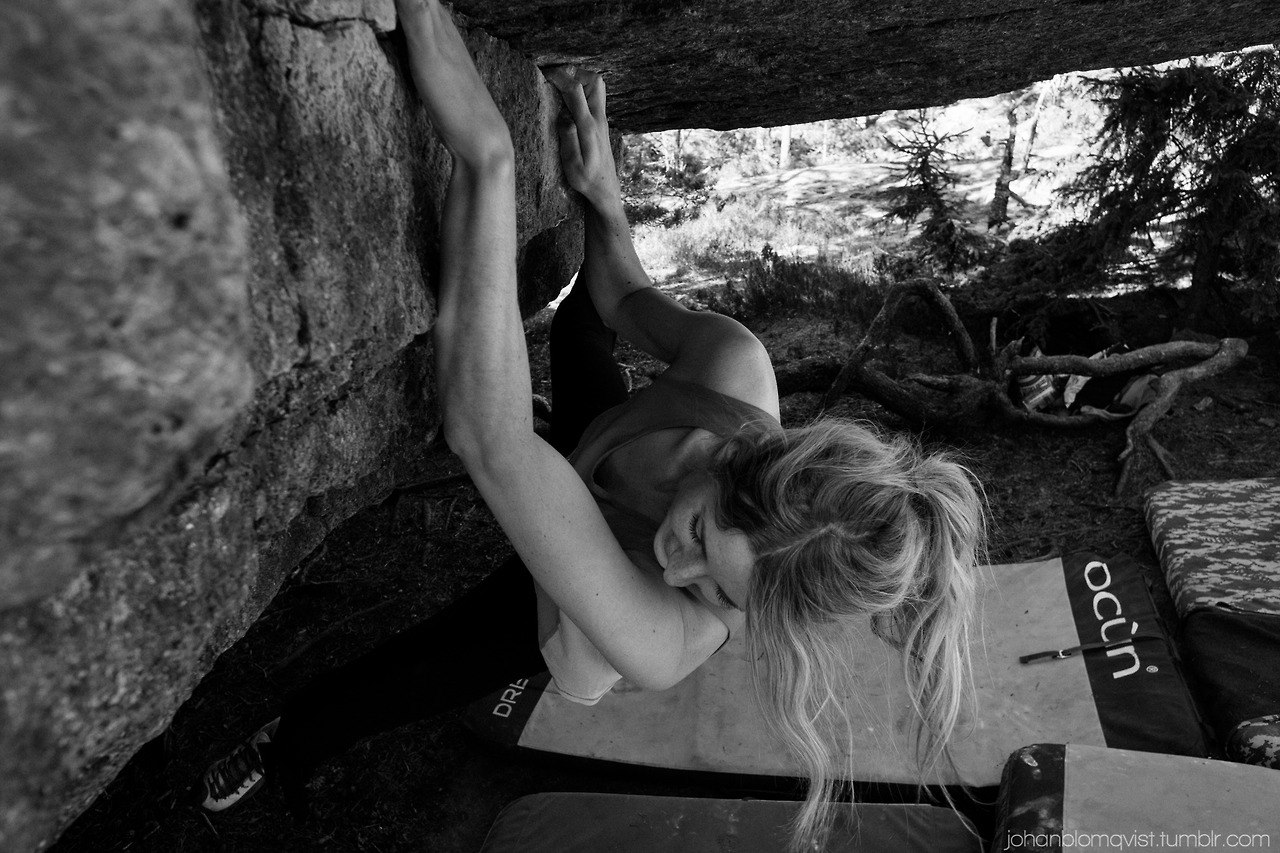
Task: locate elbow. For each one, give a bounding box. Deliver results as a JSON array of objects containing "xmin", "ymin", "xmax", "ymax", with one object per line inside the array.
[
  {"xmin": 613, "ymin": 646, "xmax": 691, "ymax": 692},
  {"xmin": 618, "ymin": 664, "xmax": 685, "ymax": 693},
  {"xmin": 439, "ymin": 409, "xmax": 494, "ymax": 469},
  {"xmin": 440, "ymin": 413, "xmax": 527, "ymax": 479},
  {"xmin": 610, "ymin": 604, "xmax": 709, "ymax": 692},
  {"xmin": 442, "ymin": 424, "xmax": 495, "ymax": 474},
  {"xmin": 440, "ymin": 416, "xmax": 482, "ymax": 465},
  {"xmin": 451, "ymin": 133, "xmax": 515, "ymax": 180}
]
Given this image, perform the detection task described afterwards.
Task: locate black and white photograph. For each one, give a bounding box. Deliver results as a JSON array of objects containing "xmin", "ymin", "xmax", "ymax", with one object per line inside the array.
[{"xmin": 2, "ymin": 1, "xmax": 1278, "ymax": 850}]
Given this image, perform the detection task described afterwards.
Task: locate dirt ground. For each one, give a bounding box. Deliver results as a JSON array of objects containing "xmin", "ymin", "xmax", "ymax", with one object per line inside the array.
[{"xmin": 52, "ymin": 306, "xmax": 1280, "ymax": 852}]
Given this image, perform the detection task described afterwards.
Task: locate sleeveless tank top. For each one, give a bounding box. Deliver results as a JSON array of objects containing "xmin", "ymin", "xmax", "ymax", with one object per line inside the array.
[{"xmin": 536, "ymin": 373, "xmax": 780, "ymax": 704}]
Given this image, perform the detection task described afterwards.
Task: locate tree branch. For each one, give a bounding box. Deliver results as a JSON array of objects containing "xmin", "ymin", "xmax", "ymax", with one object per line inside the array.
[
  {"xmin": 1114, "ymin": 337, "xmax": 1249, "ymax": 495},
  {"xmin": 816, "ymin": 283, "xmax": 1249, "ymax": 495},
  {"xmin": 917, "ymin": 281, "xmax": 980, "ymax": 372},
  {"xmin": 1010, "ymin": 340, "xmax": 1226, "ymax": 376},
  {"xmin": 821, "ymin": 284, "xmax": 915, "ymax": 408},
  {"xmin": 822, "ymin": 279, "xmax": 981, "ymax": 409}
]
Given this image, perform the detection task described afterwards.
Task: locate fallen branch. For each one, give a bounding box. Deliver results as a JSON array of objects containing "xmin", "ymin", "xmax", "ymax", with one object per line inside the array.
[
  {"xmin": 816, "ymin": 279, "xmax": 1250, "ymax": 493},
  {"xmin": 1113, "ymin": 337, "xmax": 1249, "ymax": 495},
  {"xmin": 774, "ymin": 355, "xmax": 842, "ymax": 396},
  {"xmin": 272, "ymin": 598, "xmax": 403, "ymax": 674},
  {"xmin": 916, "ymin": 281, "xmax": 979, "ymax": 371},
  {"xmin": 822, "ymin": 284, "xmax": 917, "ymax": 406},
  {"xmin": 1010, "ymin": 340, "xmax": 1226, "ymax": 376},
  {"xmin": 991, "ymin": 385, "xmax": 1114, "ymax": 429}
]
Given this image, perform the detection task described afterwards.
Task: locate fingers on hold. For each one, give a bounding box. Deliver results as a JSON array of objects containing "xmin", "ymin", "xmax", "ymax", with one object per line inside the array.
[
  {"xmin": 586, "ymin": 78, "xmax": 604, "ymax": 118},
  {"xmin": 542, "ymin": 64, "xmax": 577, "ymax": 92},
  {"xmin": 543, "ymin": 64, "xmax": 606, "ymax": 123},
  {"xmin": 557, "ymin": 116, "xmax": 582, "ymax": 161},
  {"xmin": 583, "ymin": 73, "xmax": 607, "ymax": 119},
  {"xmin": 561, "ymin": 82, "xmax": 593, "ymax": 127}
]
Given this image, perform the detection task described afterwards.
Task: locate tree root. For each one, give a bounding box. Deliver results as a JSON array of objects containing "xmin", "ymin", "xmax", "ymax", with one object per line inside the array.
[
  {"xmin": 1112, "ymin": 336, "xmax": 1248, "ymax": 495},
  {"xmin": 818, "ymin": 280, "xmax": 1250, "ymax": 494}
]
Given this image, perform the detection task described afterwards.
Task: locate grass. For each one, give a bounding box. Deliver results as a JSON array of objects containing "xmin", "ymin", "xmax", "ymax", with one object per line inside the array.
[
  {"xmin": 630, "ymin": 191, "xmax": 901, "ymax": 336},
  {"xmin": 701, "ymin": 245, "xmax": 888, "ymax": 330},
  {"xmin": 631, "ymin": 193, "xmax": 879, "ymax": 280}
]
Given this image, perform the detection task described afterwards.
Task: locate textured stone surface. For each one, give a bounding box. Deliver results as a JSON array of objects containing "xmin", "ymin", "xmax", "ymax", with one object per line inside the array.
[
  {"xmin": 1, "ymin": 0, "xmax": 578, "ymax": 849},
  {"xmin": 1, "ymin": 345, "xmax": 443, "ymax": 851},
  {"xmin": 0, "ymin": 0, "xmax": 254, "ymax": 607},
  {"xmin": 458, "ymin": 0, "xmax": 1280, "ymax": 132}
]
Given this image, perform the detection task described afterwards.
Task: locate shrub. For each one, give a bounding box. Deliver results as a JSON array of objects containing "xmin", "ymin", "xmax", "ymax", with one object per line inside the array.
[{"xmin": 701, "ymin": 245, "xmax": 887, "ymax": 330}]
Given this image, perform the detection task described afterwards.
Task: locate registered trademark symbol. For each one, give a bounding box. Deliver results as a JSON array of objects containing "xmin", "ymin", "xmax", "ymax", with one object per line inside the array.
[{"xmin": 1146, "ymin": 665, "xmax": 1159, "ymax": 673}]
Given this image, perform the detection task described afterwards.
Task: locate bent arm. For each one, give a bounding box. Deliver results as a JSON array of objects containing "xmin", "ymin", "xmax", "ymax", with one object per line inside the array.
[
  {"xmin": 466, "ymin": 437, "xmax": 728, "ymax": 690},
  {"xmin": 584, "ymin": 196, "xmax": 780, "ymax": 415},
  {"xmin": 432, "ymin": 162, "xmax": 729, "ymax": 687},
  {"xmin": 548, "ymin": 69, "xmax": 778, "ymax": 415}
]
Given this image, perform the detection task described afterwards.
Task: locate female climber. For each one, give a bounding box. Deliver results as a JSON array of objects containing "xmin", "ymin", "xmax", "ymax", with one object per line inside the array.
[{"xmin": 200, "ymin": 0, "xmax": 986, "ymax": 847}]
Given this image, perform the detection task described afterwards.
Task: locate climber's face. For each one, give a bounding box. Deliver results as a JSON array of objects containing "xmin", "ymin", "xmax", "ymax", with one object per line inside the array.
[{"xmin": 654, "ymin": 474, "xmax": 754, "ymax": 613}]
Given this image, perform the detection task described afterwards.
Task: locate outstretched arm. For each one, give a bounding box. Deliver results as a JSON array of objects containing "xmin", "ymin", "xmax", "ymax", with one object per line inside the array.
[
  {"xmin": 399, "ymin": 0, "xmax": 523, "ymax": 459},
  {"xmin": 398, "ymin": 0, "xmax": 726, "ymax": 690},
  {"xmin": 547, "ymin": 69, "xmax": 779, "ymax": 416}
]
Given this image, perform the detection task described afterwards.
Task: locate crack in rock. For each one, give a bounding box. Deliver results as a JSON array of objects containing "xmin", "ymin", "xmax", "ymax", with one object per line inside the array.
[{"xmin": 248, "ymin": 0, "xmax": 396, "ymax": 33}]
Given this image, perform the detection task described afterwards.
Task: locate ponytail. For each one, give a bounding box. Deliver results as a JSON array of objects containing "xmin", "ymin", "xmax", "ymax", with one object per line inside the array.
[
  {"xmin": 710, "ymin": 418, "xmax": 986, "ymax": 851},
  {"xmin": 874, "ymin": 454, "xmax": 984, "ymax": 774}
]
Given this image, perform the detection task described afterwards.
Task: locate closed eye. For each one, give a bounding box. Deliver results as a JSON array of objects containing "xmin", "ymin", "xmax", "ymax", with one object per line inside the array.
[
  {"xmin": 715, "ymin": 585, "xmax": 739, "ymax": 610},
  {"xmin": 687, "ymin": 512, "xmax": 702, "ymax": 545}
]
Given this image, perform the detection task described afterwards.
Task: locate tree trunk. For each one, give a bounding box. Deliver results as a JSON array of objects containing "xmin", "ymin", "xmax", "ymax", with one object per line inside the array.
[
  {"xmin": 663, "ymin": 129, "xmax": 683, "ymax": 171},
  {"xmin": 988, "ymin": 107, "xmax": 1018, "ymax": 228},
  {"xmin": 1020, "ymin": 75, "xmax": 1056, "ymax": 175},
  {"xmin": 630, "ymin": 135, "xmax": 646, "ymax": 180},
  {"xmin": 1187, "ymin": 232, "xmax": 1225, "ymax": 331},
  {"xmin": 779, "ymin": 125, "xmax": 793, "ymax": 170},
  {"xmin": 755, "ymin": 127, "xmax": 769, "ymax": 154}
]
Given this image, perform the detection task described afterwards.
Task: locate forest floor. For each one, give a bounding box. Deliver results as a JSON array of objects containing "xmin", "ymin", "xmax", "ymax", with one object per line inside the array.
[{"xmin": 53, "ymin": 290, "xmax": 1280, "ymax": 851}]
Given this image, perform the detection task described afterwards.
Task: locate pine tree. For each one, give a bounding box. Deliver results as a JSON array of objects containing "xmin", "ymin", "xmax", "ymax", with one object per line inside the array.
[
  {"xmin": 883, "ymin": 113, "xmax": 982, "ymax": 272},
  {"xmin": 1064, "ymin": 49, "xmax": 1280, "ymax": 328}
]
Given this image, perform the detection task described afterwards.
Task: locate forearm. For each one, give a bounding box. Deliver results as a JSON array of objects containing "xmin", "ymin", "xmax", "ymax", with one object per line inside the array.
[
  {"xmin": 580, "ymin": 193, "xmax": 655, "ymax": 330},
  {"xmin": 543, "ymin": 67, "xmax": 660, "ymax": 336},
  {"xmin": 433, "ymin": 158, "xmax": 532, "ymax": 459}
]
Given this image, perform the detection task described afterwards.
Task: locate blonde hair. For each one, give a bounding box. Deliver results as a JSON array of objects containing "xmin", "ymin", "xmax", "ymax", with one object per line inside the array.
[{"xmin": 708, "ymin": 418, "xmax": 985, "ymax": 851}]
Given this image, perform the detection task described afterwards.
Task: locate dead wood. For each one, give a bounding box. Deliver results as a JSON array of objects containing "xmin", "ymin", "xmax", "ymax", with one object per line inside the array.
[
  {"xmin": 774, "ymin": 355, "xmax": 843, "ymax": 396},
  {"xmin": 1112, "ymin": 336, "xmax": 1249, "ymax": 495},
  {"xmin": 1010, "ymin": 340, "xmax": 1228, "ymax": 377},
  {"xmin": 816, "ymin": 280, "xmax": 1250, "ymax": 492}
]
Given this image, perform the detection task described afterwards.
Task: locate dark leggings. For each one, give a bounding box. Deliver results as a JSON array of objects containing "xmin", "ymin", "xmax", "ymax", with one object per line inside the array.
[{"xmin": 271, "ymin": 278, "xmax": 628, "ymax": 782}]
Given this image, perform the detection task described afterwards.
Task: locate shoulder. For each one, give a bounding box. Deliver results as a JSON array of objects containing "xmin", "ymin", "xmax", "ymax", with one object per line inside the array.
[
  {"xmin": 610, "ymin": 289, "xmax": 778, "ymax": 418},
  {"xmin": 663, "ymin": 314, "xmax": 780, "ymax": 418}
]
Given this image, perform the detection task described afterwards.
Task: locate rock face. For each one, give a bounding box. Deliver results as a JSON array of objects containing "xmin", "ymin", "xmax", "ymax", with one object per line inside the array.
[
  {"xmin": 0, "ymin": 0, "xmax": 578, "ymax": 849},
  {"xmin": 460, "ymin": 0, "xmax": 1280, "ymax": 132},
  {"xmin": 0, "ymin": 1, "xmax": 253, "ymax": 609},
  {"xmin": 3, "ymin": 0, "xmax": 1277, "ymax": 849}
]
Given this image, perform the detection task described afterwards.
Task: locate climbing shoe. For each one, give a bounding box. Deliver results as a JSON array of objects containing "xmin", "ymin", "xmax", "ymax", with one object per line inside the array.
[{"xmin": 200, "ymin": 717, "xmax": 280, "ymax": 812}]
